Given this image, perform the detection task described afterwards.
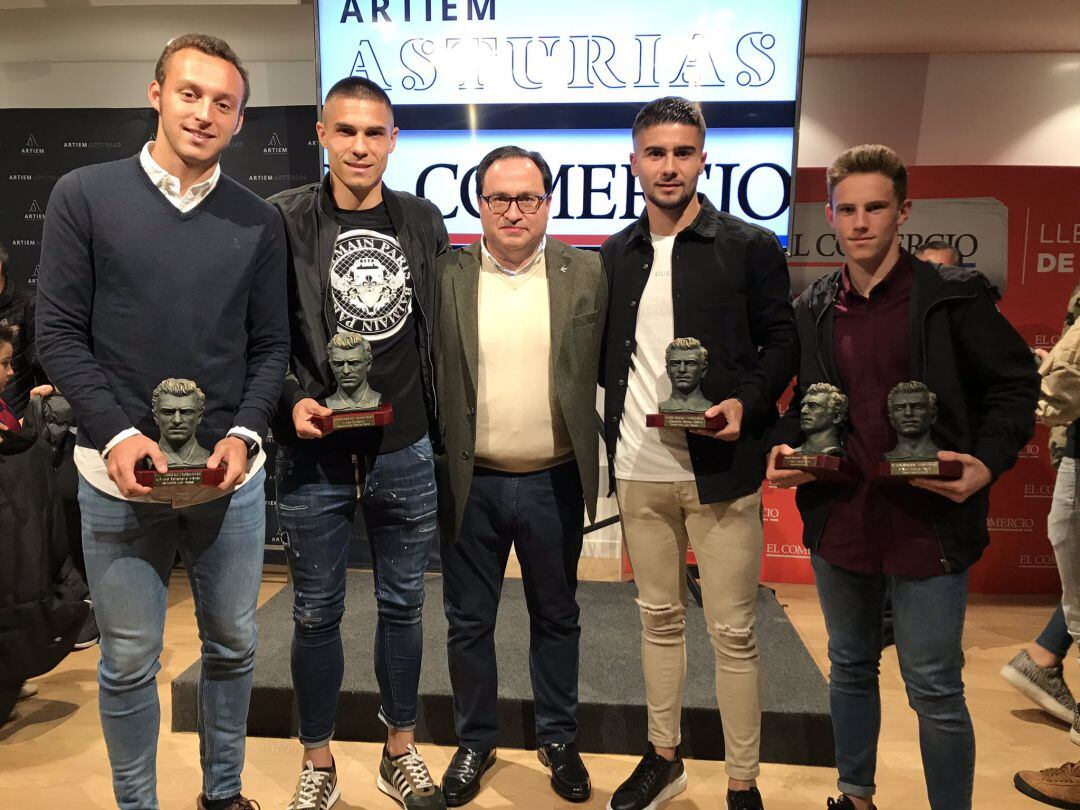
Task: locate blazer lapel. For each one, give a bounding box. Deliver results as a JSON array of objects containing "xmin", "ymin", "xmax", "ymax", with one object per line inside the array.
[
  {"xmin": 545, "ymin": 241, "xmax": 573, "ymax": 376},
  {"xmin": 453, "ymin": 243, "xmax": 482, "ymax": 391}
]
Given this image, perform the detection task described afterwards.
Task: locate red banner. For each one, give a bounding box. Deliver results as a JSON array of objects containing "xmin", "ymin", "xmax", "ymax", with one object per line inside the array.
[{"xmin": 761, "ymin": 166, "xmax": 1079, "ymax": 593}]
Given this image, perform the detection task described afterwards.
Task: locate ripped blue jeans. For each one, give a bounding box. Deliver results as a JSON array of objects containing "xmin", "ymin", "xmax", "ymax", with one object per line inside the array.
[{"xmin": 276, "ymin": 435, "xmax": 437, "ymax": 744}]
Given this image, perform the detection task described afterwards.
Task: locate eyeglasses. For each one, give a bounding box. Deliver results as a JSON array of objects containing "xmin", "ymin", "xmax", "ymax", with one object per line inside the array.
[{"xmin": 479, "ymin": 193, "xmax": 549, "ymax": 215}]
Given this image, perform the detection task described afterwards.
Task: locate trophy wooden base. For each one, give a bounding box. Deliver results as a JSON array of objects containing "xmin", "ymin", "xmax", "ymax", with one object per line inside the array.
[
  {"xmin": 312, "ymin": 402, "xmax": 394, "ymax": 434},
  {"xmin": 873, "ymin": 459, "xmax": 963, "ymax": 482},
  {"xmin": 134, "ymin": 466, "xmax": 226, "ymax": 488},
  {"xmin": 777, "ymin": 453, "xmax": 861, "ymax": 483},
  {"xmin": 646, "ymin": 412, "xmax": 727, "ymax": 430}
]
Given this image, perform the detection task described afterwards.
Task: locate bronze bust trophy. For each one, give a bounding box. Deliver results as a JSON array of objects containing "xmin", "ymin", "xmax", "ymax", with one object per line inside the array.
[
  {"xmin": 777, "ymin": 382, "xmax": 859, "ymax": 482},
  {"xmin": 876, "ymin": 381, "xmax": 961, "ymax": 480},
  {"xmin": 136, "ymin": 378, "xmax": 224, "ymax": 487},
  {"xmin": 312, "ymin": 332, "xmax": 394, "ymax": 433},
  {"xmin": 647, "ymin": 337, "xmax": 726, "ymax": 430}
]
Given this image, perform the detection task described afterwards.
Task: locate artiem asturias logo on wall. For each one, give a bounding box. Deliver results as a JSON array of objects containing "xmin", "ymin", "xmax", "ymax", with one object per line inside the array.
[
  {"xmin": 263, "ymin": 133, "xmax": 288, "ymax": 155},
  {"xmin": 21, "ymin": 134, "xmax": 44, "ymax": 155},
  {"xmin": 24, "ymin": 200, "xmax": 45, "ymax": 221}
]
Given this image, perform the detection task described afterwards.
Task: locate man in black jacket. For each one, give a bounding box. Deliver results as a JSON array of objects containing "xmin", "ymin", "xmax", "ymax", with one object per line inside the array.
[
  {"xmin": 766, "ymin": 144, "xmax": 1038, "ymax": 810},
  {"xmin": 0, "ymin": 242, "xmax": 45, "ymax": 418},
  {"xmin": 268, "ymin": 77, "xmax": 448, "ymax": 810},
  {"xmin": 600, "ymin": 97, "xmax": 797, "ymax": 810}
]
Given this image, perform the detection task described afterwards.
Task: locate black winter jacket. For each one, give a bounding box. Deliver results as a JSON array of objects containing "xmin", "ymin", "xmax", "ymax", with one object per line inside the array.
[
  {"xmin": 268, "ymin": 179, "xmax": 449, "ymax": 448},
  {"xmin": 0, "ymin": 282, "xmax": 44, "ymax": 418},
  {"xmin": 773, "ymin": 255, "xmax": 1040, "ymax": 571},
  {"xmin": 600, "ymin": 195, "xmax": 798, "ymax": 503},
  {"xmin": 0, "ymin": 397, "xmax": 88, "ymax": 698}
]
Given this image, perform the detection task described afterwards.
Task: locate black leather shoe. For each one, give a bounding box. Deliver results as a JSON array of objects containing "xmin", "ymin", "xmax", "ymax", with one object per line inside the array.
[
  {"xmin": 537, "ymin": 742, "xmax": 591, "ymax": 802},
  {"xmin": 441, "ymin": 746, "xmax": 495, "ymax": 807}
]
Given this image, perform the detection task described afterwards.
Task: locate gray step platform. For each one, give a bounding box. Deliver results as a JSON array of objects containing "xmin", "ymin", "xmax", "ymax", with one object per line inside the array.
[{"xmin": 172, "ymin": 572, "xmax": 834, "ymax": 766}]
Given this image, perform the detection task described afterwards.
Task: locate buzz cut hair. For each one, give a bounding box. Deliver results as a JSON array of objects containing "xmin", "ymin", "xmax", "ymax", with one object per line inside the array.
[
  {"xmin": 328, "ymin": 331, "xmax": 373, "ymax": 359},
  {"xmin": 826, "ymin": 144, "xmax": 908, "ymax": 205},
  {"xmin": 665, "ymin": 336, "xmax": 708, "ymax": 363},
  {"xmin": 632, "ymin": 96, "xmax": 707, "ymax": 141},
  {"xmin": 887, "ymin": 380, "xmax": 937, "ymax": 411},
  {"xmin": 155, "ymin": 33, "xmax": 250, "ymax": 109},
  {"xmin": 323, "ymin": 76, "xmax": 394, "ymax": 119},
  {"xmin": 151, "ymin": 377, "xmax": 206, "ymax": 411},
  {"xmin": 806, "ymin": 382, "xmax": 849, "ymax": 422}
]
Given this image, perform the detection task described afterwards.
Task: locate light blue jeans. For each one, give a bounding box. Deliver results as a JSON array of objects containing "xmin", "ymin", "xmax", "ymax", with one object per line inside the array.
[
  {"xmin": 79, "ymin": 469, "xmax": 266, "ymax": 810},
  {"xmin": 1051, "ymin": 457, "xmax": 1080, "ymax": 649}
]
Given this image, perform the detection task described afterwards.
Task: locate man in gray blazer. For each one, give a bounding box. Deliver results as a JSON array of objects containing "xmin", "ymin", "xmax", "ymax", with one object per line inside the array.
[{"xmin": 435, "ymin": 145, "xmax": 607, "ymax": 807}]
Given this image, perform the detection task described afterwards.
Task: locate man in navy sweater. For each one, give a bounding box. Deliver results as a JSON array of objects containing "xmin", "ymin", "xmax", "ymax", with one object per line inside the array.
[{"xmin": 36, "ymin": 34, "xmax": 288, "ymax": 810}]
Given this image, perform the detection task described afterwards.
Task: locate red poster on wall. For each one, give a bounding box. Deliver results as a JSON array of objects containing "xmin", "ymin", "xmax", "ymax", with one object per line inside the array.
[{"xmin": 761, "ymin": 166, "xmax": 1078, "ymax": 593}]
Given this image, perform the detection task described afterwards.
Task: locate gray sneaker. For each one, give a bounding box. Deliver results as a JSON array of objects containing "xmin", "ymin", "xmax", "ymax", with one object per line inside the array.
[
  {"xmin": 378, "ymin": 744, "xmax": 446, "ymax": 809},
  {"xmin": 1073, "ymin": 704, "xmax": 1080, "ymax": 747},
  {"xmin": 1001, "ymin": 649, "xmax": 1077, "ymax": 724},
  {"xmin": 287, "ymin": 760, "xmax": 339, "ymax": 810}
]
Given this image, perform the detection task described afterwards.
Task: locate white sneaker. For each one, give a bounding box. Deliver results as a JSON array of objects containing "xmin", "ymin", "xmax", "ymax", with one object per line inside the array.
[{"xmin": 287, "ymin": 760, "xmax": 340, "ymax": 810}]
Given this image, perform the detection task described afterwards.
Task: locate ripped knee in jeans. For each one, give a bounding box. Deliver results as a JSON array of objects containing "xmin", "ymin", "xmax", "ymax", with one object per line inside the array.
[
  {"xmin": 709, "ymin": 621, "xmax": 757, "ymax": 658},
  {"xmin": 636, "ymin": 599, "xmax": 686, "ymax": 640}
]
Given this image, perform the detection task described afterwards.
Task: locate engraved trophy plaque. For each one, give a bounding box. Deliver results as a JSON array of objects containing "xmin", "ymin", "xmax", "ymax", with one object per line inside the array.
[
  {"xmin": 310, "ymin": 332, "xmax": 394, "ymax": 434},
  {"xmin": 874, "ymin": 381, "xmax": 962, "ymax": 482},
  {"xmin": 135, "ymin": 378, "xmax": 225, "ymax": 487},
  {"xmin": 776, "ymin": 382, "xmax": 860, "ymax": 483},
  {"xmin": 646, "ymin": 337, "xmax": 727, "ymax": 430}
]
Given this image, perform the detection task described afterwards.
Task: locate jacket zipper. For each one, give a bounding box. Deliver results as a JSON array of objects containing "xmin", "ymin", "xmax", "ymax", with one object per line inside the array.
[{"xmin": 919, "ymin": 290, "xmax": 977, "ymax": 575}]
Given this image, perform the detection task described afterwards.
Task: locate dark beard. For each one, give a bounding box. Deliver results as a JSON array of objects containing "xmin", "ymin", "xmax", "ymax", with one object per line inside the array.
[{"xmin": 644, "ymin": 186, "xmax": 696, "ymax": 211}]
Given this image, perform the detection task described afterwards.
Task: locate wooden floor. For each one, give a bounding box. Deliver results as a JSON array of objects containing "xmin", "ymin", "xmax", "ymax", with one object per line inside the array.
[{"xmin": 2, "ymin": 561, "xmax": 1077, "ymax": 809}]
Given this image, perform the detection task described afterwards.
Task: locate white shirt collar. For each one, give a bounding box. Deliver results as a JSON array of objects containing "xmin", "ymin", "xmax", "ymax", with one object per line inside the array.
[
  {"xmin": 139, "ymin": 141, "xmax": 221, "ymax": 212},
  {"xmin": 480, "ymin": 235, "xmax": 547, "ymax": 277}
]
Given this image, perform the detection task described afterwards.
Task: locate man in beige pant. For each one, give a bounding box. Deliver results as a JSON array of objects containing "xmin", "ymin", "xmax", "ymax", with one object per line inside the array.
[{"xmin": 598, "ymin": 97, "xmax": 798, "ymax": 810}]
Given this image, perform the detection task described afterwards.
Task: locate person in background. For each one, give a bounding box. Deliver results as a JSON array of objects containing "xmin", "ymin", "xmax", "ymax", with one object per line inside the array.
[
  {"xmin": 913, "ymin": 240, "xmax": 961, "ymax": 267},
  {"xmin": 0, "ymin": 241, "xmax": 46, "ymax": 418},
  {"xmin": 1, "ymin": 321, "xmax": 89, "ymax": 726}
]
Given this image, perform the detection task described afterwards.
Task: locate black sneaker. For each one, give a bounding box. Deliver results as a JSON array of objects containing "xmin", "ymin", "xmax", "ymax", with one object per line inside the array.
[
  {"xmin": 727, "ymin": 785, "xmax": 763, "ymax": 809},
  {"xmin": 377, "ymin": 744, "xmax": 445, "ymax": 809},
  {"xmin": 826, "ymin": 796, "xmax": 875, "ymax": 809},
  {"xmin": 607, "ymin": 743, "xmax": 687, "ymax": 810},
  {"xmin": 74, "ymin": 602, "xmax": 100, "ymax": 650},
  {"xmin": 287, "ymin": 760, "xmax": 339, "ymax": 810}
]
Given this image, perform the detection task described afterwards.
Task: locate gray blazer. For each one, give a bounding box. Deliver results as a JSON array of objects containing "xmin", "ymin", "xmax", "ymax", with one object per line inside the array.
[{"xmin": 434, "ymin": 238, "xmax": 608, "ymax": 542}]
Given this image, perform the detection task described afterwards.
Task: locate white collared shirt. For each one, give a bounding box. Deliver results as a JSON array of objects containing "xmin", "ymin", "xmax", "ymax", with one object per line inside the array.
[
  {"xmin": 481, "ymin": 235, "xmax": 547, "ymax": 277},
  {"xmin": 73, "ymin": 145, "xmax": 263, "ymax": 505},
  {"xmin": 139, "ymin": 141, "xmax": 221, "ymax": 212}
]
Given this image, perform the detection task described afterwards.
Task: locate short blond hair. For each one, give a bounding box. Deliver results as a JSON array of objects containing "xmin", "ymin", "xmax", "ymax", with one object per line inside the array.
[{"xmin": 826, "ymin": 144, "xmax": 908, "ymax": 204}]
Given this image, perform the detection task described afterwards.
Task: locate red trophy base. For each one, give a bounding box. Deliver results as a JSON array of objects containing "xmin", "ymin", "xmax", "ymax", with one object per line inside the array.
[
  {"xmin": 312, "ymin": 402, "xmax": 394, "ymax": 434},
  {"xmin": 135, "ymin": 466, "xmax": 226, "ymax": 488},
  {"xmin": 777, "ymin": 453, "xmax": 861, "ymax": 483},
  {"xmin": 646, "ymin": 412, "xmax": 727, "ymax": 430},
  {"xmin": 873, "ymin": 458, "xmax": 963, "ymax": 483}
]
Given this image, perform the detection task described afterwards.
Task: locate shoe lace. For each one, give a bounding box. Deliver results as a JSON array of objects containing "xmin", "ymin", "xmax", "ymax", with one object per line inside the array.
[
  {"xmin": 625, "ymin": 753, "xmax": 664, "ymax": 797},
  {"xmin": 398, "ymin": 746, "xmax": 436, "ymax": 792},
  {"xmin": 293, "ymin": 764, "xmax": 331, "ymax": 809}
]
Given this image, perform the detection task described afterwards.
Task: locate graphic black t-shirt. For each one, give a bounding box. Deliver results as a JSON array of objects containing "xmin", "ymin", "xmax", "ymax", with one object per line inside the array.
[{"xmin": 328, "ymin": 195, "xmax": 427, "ymax": 454}]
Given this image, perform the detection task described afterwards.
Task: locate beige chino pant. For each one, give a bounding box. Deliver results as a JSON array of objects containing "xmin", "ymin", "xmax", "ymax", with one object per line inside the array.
[{"xmin": 616, "ymin": 479, "xmax": 763, "ymax": 780}]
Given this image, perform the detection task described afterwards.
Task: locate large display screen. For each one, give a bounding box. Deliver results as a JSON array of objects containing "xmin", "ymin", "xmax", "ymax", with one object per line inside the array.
[{"xmin": 316, "ymin": 0, "xmax": 806, "ymax": 246}]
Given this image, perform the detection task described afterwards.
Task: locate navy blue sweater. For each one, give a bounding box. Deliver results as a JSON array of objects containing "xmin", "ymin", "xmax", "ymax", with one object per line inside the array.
[{"xmin": 36, "ymin": 155, "xmax": 289, "ymax": 452}]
